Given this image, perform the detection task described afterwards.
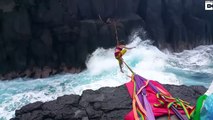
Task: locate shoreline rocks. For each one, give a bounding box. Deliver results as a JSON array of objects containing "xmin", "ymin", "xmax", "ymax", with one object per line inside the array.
[
  {"xmin": 11, "ymin": 84, "xmax": 207, "ymax": 120},
  {"xmin": 0, "ymin": 66, "xmax": 82, "ymax": 80}
]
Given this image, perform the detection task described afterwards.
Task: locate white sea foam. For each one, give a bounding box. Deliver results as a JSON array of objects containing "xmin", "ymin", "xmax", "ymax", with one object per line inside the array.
[
  {"xmin": 205, "ymin": 81, "xmax": 213, "ymax": 96},
  {"xmin": 168, "ymin": 45, "xmax": 213, "ymax": 74},
  {"xmin": 0, "ymin": 35, "xmax": 213, "ymax": 120}
]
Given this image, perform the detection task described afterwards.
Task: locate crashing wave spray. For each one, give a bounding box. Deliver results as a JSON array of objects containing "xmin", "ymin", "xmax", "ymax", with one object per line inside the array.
[{"xmin": 0, "ymin": 35, "xmax": 213, "ymax": 120}]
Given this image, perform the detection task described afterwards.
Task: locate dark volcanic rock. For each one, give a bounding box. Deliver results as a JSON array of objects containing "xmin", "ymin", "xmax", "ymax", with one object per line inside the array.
[
  {"xmin": 16, "ymin": 101, "xmax": 43, "ymax": 116},
  {"xmin": 0, "ymin": 0, "xmax": 213, "ymax": 79},
  {"xmin": 139, "ymin": 0, "xmax": 213, "ymax": 51},
  {"xmin": 11, "ymin": 84, "xmax": 207, "ymax": 120},
  {"xmin": 162, "ymin": 84, "xmax": 207, "ymax": 105}
]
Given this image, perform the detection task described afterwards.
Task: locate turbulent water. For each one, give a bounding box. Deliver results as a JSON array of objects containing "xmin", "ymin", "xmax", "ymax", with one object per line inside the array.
[
  {"xmin": 200, "ymin": 81, "xmax": 213, "ymax": 120},
  {"xmin": 0, "ymin": 37, "xmax": 213, "ymax": 120}
]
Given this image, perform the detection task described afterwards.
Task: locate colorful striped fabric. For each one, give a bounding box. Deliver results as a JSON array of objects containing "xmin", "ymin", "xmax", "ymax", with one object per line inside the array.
[{"xmin": 125, "ymin": 74, "xmax": 194, "ymax": 120}]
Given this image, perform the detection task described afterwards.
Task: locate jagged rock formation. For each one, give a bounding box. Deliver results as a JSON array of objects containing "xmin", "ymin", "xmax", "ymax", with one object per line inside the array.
[
  {"xmin": 11, "ymin": 84, "xmax": 207, "ymax": 120},
  {"xmin": 0, "ymin": 0, "xmax": 213, "ymax": 79}
]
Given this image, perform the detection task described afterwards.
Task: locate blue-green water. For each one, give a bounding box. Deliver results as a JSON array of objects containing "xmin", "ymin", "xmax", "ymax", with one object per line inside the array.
[
  {"xmin": 0, "ymin": 38, "xmax": 213, "ymax": 120},
  {"xmin": 201, "ymin": 93, "xmax": 213, "ymax": 120}
]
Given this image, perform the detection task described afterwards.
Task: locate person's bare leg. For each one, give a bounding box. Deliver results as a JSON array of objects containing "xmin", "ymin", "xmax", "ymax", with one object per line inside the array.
[
  {"xmin": 119, "ymin": 63, "xmax": 123, "ymax": 73},
  {"xmin": 119, "ymin": 58, "xmax": 124, "ymax": 73}
]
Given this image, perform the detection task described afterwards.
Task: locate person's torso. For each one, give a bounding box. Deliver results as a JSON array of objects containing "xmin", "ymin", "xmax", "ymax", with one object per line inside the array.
[
  {"xmin": 115, "ymin": 46, "xmax": 123, "ymax": 53},
  {"xmin": 114, "ymin": 46, "xmax": 123, "ymax": 57}
]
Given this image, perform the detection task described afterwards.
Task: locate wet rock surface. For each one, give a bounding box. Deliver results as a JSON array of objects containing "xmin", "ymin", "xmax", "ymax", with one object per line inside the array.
[{"xmin": 11, "ymin": 84, "xmax": 207, "ymax": 120}]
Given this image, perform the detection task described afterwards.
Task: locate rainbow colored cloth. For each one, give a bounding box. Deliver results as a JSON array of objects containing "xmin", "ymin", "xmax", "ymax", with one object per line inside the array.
[{"xmin": 124, "ymin": 74, "xmax": 195, "ymax": 120}]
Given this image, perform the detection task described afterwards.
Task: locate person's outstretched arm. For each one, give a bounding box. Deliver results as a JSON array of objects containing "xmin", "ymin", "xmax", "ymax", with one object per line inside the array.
[{"xmin": 124, "ymin": 46, "xmax": 136, "ymax": 49}]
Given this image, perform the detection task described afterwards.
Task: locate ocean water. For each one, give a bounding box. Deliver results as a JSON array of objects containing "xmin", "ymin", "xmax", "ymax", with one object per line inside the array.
[
  {"xmin": 0, "ymin": 37, "xmax": 213, "ymax": 120},
  {"xmin": 200, "ymin": 81, "xmax": 213, "ymax": 120}
]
